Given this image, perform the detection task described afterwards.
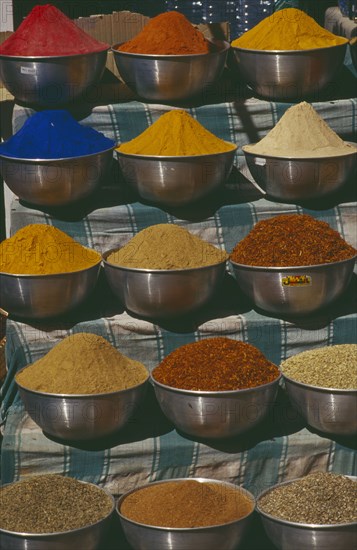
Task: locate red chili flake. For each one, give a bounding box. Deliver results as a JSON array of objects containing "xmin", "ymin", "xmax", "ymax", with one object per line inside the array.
[{"xmin": 152, "ymin": 337, "xmax": 280, "ymax": 391}]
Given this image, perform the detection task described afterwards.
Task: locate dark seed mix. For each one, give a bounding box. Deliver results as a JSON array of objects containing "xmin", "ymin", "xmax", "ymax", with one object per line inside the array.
[
  {"xmin": 0, "ymin": 474, "xmax": 113, "ymax": 533},
  {"xmin": 258, "ymin": 472, "xmax": 357, "ymax": 525}
]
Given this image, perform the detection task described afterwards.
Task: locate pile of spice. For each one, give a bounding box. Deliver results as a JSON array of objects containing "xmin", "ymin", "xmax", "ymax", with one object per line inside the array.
[
  {"xmin": 0, "ymin": 474, "xmax": 113, "ymax": 533},
  {"xmin": 243, "ymin": 102, "xmax": 356, "ymax": 158},
  {"xmin": 0, "ymin": 4, "xmax": 109, "ymax": 56},
  {"xmin": 280, "ymin": 344, "xmax": 357, "ymax": 389},
  {"xmin": 231, "ymin": 8, "xmax": 348, "ymax": 50},
  {"xmin": 106, "ymin": 224, "xmax": 228, "ymax": 270},
  {"xmin": 230, "ymin": 214, "xmax": 357, "ymax": 267},
  {"xmin": 258, "ymin": 472, "xmax": 357, "ymax": 524},
  {"xmin": 117, "ymin": 12, "xmax": 210, "ymax": 55},
  {"xmin": 15, "ymin": 333, "xmax": 148, "ymax": 394},
  {"xmin": 120, "ymin": 479, "xmax": 253, "ymax": 528},
  {"xmin": 0, "ymin": 110, "xmax": 115, "ymax": 159},
  {"xmin": 0, "ymin": 224, "xmax": 101, "ymax": 275},
  {"xmin": 117, "ymin": 110, "xmax": 236, "ymax": 156},
  {"xmin": 152, "ymin": 337, "xmax": 280, "ymax": 391}
]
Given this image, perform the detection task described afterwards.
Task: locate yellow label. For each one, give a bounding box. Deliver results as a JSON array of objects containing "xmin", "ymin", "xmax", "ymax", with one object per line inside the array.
[{"xmin": 281, "ymin": 275, "xmax": 311, "ymax": 287}]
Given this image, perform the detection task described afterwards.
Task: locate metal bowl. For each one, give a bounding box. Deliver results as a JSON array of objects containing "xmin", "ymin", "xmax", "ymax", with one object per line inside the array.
[
  {"xmin": 0, "ymin": 479, "xmax": 115, "ymax": 550},
  {"xmin": 117, "ymin": 477, "xmax": 255, "ymax": 550},
  {"xmin": 243, "ymin": 144, "xmax": 357, "ymax": 201},
  {"xmin": 150, "ymin": 374, "xmax": 281, "ymax": 439},
  {"xmin": 256, "ymin": 477, "xmax": 357, "ymax": 550},
  {"xmin": 0, "ymin": 262, "xmax": 101, "ymax": 319},
  {"xmin": 281, "ymin": 373, "xmax": 357, "ymax": 435},
  {"xmin": 111, "ymin": 40, "xmax": 229, "ymax": 101},
  {"xmin": 16, "ymin": 369, "xmax": 149, "ymax": 440},
  {"xmin": 230, "ymin": 255, "xmax": 357, "ymax": 316},
  {"xmin": 0, "ymin": 49, "xmax": 108, "ymax": 106},
  {"xmin": 116, "ymin": 147, "xmax": 237, "ymax": 207},
  {"xmin": 231, "ymin": 43, "xmax": 347, "ymax": 100},
  {"xmin": 0, "ymin": 146, "xmax": 115, "ymax": 206},
  {"xmin": 102, "ymin": 251, "xmax": 227, "ymax": 319}
]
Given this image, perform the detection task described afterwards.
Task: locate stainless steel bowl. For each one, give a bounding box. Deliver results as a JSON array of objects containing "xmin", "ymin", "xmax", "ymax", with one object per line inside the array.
[
  {"xmin": 0, "ymin": 262, "xmax": 101, "ymax": 319},
  {"xmin": 103, "ymin": 252, "xmax": 227, "ymax": 319},
  {"xmin": 230, "ymin": 255, "xmax": 356, "ymax": 316},
  {"xmin": 243, "ymin": 145, "xmax": 357, "ymax": 201},
  {"xmin": 231, "ymin": 44, "xmax": 347, "ymax": 100},
  {"xmin": 116, "ymin": 147, "xmax": 237, "ymax": 206},
  {"xmin": 16, "ymin": 370, "xmax": 149, "ymax": 440},
  {"xmin": 0, "ymin": 49, "xmax": 108, "ymax": 105},
  {"xmin": 0, "ymin": 146, "xmax": 115, "ymax": 206},
  {"xmin": 151, "ymin": 374, "xmax": 281, "ymax": 439},
  {"xmin": 111, "ymin": 40, "xmax": 229, "ymax": 101},
  {"xmin": 256, "ymin": 477, "xmax": 357, "ymax": 550},
  {"xmin": 281, "ymin": 374, "xmax": 357, "ymax": 435},
  {"xmin": 117, "ymin": 477, "xmax": 255, "ymax": 550},
  {"xmin": 0, "ymin": 479, "xmax": 115, "ymax": 550}
]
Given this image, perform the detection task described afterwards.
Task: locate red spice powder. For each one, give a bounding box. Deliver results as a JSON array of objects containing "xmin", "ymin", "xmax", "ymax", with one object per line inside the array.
[
  {"xmin": 230, "ymin": 214, "xmax": 357, "ymax": 267},
  {"xmin": 0, "ymin": 4, "xmax": 109, "ymax": 56},
  {"xmin": 117, "ymin": 11, "xmax": 210, "ymax": 55},
  {"xmin": 152, "ymin": 337, "xmax": 280, "ymax": 391}
]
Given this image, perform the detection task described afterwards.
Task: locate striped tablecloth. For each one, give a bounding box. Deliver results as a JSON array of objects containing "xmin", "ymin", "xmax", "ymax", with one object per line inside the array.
[{"xmin": 1, "ymin": 96, "xmax": 356, "ymax": 501}]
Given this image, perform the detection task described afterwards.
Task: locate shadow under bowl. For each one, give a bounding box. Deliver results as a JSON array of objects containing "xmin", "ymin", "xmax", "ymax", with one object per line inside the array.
[
  {"xmin": 150, "ymin": 374, "xmax": 281, "ymax": 439},
  {"xmin": 243, "ymin": 144, "xmax": 357, "ymax": 202},
  {"xmin": 0, "ymin": 479, "xmax": 115, "ymax": 550},
  {"xmin": 16, "ymin": 371, "xmax": 149, "ymax": 440},
  {"xmin": 111, "ymin": 40, "xmax": 229, "ymax": 102},
  {"xmin": 102, "ymin": 251, "xmax": 227, "ymax": 319},
  {"xmin": 0, "ymin": 262, "xmax": 101, "ymax": 319},
  {"xmin": 229, "ymin": 255, "xmax": 357, "ymax": 316},
  {"xmin": 116, "ymin": 147, "xmax": 237, "ymax": 207},
  {"xmin": 281, "ymin": 374, "xmax": 357, "ymax": 436},
  {"xmin": 117, "ymin": 477, "xmax": 255, "ymax": 550},
  {"xmin": 0, "ymin": 146, "xmax": 115, "ymax": 206},
  {"xmin": 0, "ymin": 49, "xmax": 108, "ymax": 106},
  {"xmin": 256, "ymin": 476, "xmax": 357, "ymax": 550},
  {"xmin": 231, "ymin": 43, "xmax": 347, "ymax": 100}
]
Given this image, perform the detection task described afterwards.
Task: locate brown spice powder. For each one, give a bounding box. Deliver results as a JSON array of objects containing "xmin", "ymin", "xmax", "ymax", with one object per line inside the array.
[
  {"xmin": 152, "ymin": 337, "xmax": 280, "ymax": 391},
  {"xmin": 120, "ymin": 480, "xmax": 253, "ymax": 528}
]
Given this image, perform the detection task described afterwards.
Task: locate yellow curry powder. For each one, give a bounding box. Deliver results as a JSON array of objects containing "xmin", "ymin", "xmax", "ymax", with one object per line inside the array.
[
  {"xmin": 107, "ymin": 224, "xmax": 228, "ymax": 269},
  {"xmin": 117, "ymin": 110, "xmax": 236, "ymax": 156},
  {"xmin": 15, "ymin": 333, "xmax": 149, "ymax": 394},
  {"xmin": 231, "ymin": 8, "xmax": 348, "ymax": 50},
  {"xmin": 0, "ymin": 224, "xmax": 101, "ymax": 275}
]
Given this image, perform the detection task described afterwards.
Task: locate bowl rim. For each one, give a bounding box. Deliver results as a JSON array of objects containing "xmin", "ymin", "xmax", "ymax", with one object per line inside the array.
[
  {"xmin": 0, "ymin": 47, "xmax": 110, "ymax": 60},
  {"xmin": 0, "ymin": 143, "xmax": 116, "ymax": 163},
  {"xmin": 111, "ymin": 38, "xmax": 230, "ymax": 58},
  {"xmin": 0, "ymin": 257, "xmax": 102, "ymax": 278},
  {"xmin": 0, "ymin": 478, "xmax": 116, "ymax": 538},
  {"xmin": 242, "ymin": 141, "xmax": 357, "ymax": 161},
  {"xmin": 229, "ymin": 253, "xmax": 357, "ymax": 271},
  {"xmin": 115, "ymin": 143, "xmax": 237, "ymax": 160},
  {"xmin": 102, "ymin": 248, "xmax": 228, "ymax": 273},
  {"xmin": 150, "ymin": 370, "xmax": 282, "ymax": 395},
  {"xmin": 15, "ymin": 364, "xmax": 150, "ymax": 398},
  {"xmin": 256, "ymin": 475, "xmax": 357, "ymax": 529},
  {"xmin": 230, "ymin": 42, "xmax": 348, "ymax": 54},
  {"xmin": 117, "ymin": 476, "xmax": 256, "ymax": 531},
  {"xmin": 280, "ymin": 369, "xmax": 357, "ymax": 393}
]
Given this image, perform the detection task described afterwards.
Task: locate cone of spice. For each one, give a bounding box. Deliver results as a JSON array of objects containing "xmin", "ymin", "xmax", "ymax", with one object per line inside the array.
[{"xmin": 0, "ymin": 4, "xmax": 109, "ymax": 56}]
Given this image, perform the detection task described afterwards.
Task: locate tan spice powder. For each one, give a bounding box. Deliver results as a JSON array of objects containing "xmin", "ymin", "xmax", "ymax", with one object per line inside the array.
[
  {"xmin": 15, "ymin": 333, "xmax": 149, "ymax": 394},
  {"xmin": 107, "ymin": 224, "xmax": 228, "ymax": 270},
  {"xmin": 120, "ymin": 480, "xmax": 254, "ymax": 528},
  {"xmin": 0, "ymin": 475, "xmax": 113, "ymax": 533},
  {"xmin": 258, "ymin": 472, "xmax": 357, "ymax": 524}
]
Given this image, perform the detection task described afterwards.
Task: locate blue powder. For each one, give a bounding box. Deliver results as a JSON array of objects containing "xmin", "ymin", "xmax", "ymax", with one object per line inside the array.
[{"xmin": 0, "ymin": 110, "xmax": 115, "ymax": 159}]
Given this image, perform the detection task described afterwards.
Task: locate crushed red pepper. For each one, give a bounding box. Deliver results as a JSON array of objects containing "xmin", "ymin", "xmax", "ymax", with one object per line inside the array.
[
  {"xmin": 230, "ymin": 214, "xmax": 357, "ymax": 267},
  {"xmin": 152, "ymin": 337, "xmax": 280, "ymax": 391}
]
